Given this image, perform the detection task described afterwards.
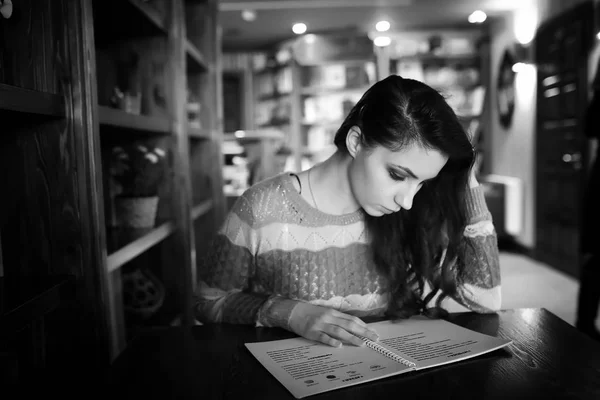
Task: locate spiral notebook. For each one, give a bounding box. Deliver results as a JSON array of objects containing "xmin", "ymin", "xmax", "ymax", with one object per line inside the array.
[{"xmin": 245, "ymin": 316, "xmax": 512, "ymax": 399}]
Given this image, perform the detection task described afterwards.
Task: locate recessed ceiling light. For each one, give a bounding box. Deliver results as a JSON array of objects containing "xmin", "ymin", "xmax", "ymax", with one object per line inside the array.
[
  {"xmin": 468, "ymin": 10, "xmax": 487, "ymax": 24},
  {"xmin": 373, "ymin": 36, "xmax": 391, "ymax": 47},
  {"xmin": 375, "ymin": 20, "xmax": 390, "ymax": 32},
  {"xmin": 292, "ymin": 22, "xmax": 307, "ymax": 34},
  {"xmin": 241, "ymin": 9, "xmax": 256, "ymax": 22}
]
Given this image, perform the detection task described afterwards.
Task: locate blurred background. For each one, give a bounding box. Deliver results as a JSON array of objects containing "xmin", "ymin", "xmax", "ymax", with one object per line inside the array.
[{"xmin": 218, "ymin": 0, "xmax": 600, "ymax": 328}]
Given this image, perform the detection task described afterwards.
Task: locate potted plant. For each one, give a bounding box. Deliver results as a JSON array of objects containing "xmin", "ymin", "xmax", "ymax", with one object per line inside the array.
[{"xmin": 109, "ymin": 143, "xmax": 167, "ymax": 229}]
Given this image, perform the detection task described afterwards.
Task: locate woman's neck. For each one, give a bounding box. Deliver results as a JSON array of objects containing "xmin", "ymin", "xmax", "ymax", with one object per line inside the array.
[{"xmin": 310, "ymin": 150, "xmax": 360, "ymax": 215}]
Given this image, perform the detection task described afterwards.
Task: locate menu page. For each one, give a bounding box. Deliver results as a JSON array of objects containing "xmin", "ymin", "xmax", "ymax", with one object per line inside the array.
[
  {"xmin": 245, "ymin": 336, "xmax": 414, "ymax": 399},
  {"xmin": 367, "ymin": 317, "xmax": 512, "ymax": 370}
]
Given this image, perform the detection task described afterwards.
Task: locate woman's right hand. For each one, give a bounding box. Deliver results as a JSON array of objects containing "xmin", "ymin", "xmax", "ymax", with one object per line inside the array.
[{"xmin": 288, "ymin": 302, "xmax": 380, "ymax": 347}]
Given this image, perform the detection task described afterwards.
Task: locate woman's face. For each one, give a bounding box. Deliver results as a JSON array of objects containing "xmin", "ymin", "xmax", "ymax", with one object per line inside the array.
[{"xmin": 348, "ymin": 140, "xmax": 448, "ymax": 217}]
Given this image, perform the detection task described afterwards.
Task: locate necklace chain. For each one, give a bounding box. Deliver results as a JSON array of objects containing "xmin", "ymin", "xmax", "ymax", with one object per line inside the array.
[{"xmin": 307, "ymin": 168, "xmax": 319, "ymax": 211}]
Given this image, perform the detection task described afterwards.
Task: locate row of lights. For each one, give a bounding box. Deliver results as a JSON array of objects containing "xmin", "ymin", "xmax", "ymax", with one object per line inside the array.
[
  {"xmin": 244, "ymin": 9, "xmax": 488, "ymax": 45},
  {"xmin": 371, "ymin": 10, "xmax": 487, "ymax": 47}
]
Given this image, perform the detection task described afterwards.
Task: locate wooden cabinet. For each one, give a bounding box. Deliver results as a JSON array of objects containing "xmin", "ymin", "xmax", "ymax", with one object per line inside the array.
[{"xmin": 0, "ymin": 0, "xmax": 224, "ymax": 381}]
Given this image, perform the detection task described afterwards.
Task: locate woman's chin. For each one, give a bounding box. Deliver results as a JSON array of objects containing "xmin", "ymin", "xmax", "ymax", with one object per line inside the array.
[{"xmin": 364, "ymin": 206, "xmax": 387, "ymax": 217}]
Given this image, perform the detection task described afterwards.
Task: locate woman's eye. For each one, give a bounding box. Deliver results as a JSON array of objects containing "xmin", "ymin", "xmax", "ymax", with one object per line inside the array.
[{"xmin": 388, "ymin": 171, "xmax": 406, "ymax": 181}]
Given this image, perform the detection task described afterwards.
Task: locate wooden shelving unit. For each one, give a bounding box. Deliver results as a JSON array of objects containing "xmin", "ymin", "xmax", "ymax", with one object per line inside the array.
[
  {"xmin": 127, "ymin": 0, "xmax": 167, "ymax": 32},
  {"xmin": 106, "ymin": 222, "xmax": 176, "ymax": 273},
  {"xmin": 0, "ymin": 0, "xmax": 225, "ymax": 380},
  {"xmin": 0, "ymin": 275, "xmax": 75, "ymax": 333},
  {"xmin": 188, "ymin": 126, "xmax": 212, "ymax": 139},
  {"xmin": 191, "ymin": 199, "xmax": 214, "ymax": 221},
  {"xmin": 186, "ymin": 39, "xmax": 209, "ymax": 72},
  {"xmin": 98, "ymin": 106, "xmax": 170, "ymax": 134},
  {"xmin": 88, "ymin": 0, "xmax": 225, "ymax": 360},
  {"xmin": 0, "ymin": 84, "xmax": 65, "ymax": 117}
]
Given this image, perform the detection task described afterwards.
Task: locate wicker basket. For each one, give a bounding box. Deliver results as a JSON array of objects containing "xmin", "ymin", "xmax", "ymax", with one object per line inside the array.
[{"xmin": 123, "ymin": 267, "xmax": 165, "ymax": 319}]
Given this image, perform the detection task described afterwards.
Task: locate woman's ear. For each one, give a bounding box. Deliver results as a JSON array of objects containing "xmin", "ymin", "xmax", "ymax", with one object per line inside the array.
[{"xmin": 346, "ymin": 126, "xmax": 362, "ymax": 158}]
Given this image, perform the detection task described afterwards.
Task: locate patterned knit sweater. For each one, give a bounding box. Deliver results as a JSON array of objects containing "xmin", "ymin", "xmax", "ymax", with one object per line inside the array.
[{"xmin": 195, "ymin": 173, "xmax": 501, "ymax": 330}]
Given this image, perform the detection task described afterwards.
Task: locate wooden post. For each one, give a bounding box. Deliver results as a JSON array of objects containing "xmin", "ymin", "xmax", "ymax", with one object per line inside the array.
[{"xmin": 167, "ymin": 0, "xmax": 194, "ymax": 327}]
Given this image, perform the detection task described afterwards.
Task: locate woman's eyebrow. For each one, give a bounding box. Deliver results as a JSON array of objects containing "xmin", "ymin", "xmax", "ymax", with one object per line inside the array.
[
  {"xmin": 391, "ymin": 165, "xmax": 436, "ymax": 182},
  {"xmin": 391, "ymin": 165, "xmax": 418, "ymax": 180}
]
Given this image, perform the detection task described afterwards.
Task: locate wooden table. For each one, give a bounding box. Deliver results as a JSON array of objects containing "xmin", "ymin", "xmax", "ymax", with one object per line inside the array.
[{"xmin": 108, "ymin": 308, "xmax": 600, "ymax": 399}]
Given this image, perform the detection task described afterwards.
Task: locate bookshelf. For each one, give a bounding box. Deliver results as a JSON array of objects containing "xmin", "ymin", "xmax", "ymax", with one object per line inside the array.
[
  {"xmin": 379, "ymin": 29, "xmax": 489, "ymax": 175},
  {"xmin": 91, "ymin": 0, "xmax": 225, "ymax": 359},
  {"xmin": 251, "ymin": 33, "xmax": 376, "ymax": 172},
  {"xmin": 0, "ymin": 0, "xmax": 224, "ymax": 381}
]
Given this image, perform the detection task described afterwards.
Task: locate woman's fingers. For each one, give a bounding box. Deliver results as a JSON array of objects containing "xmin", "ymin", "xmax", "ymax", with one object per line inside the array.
[
  {"xmin": 313, "ymin": 332, "xmax": 342, "ymax": 348},
  {"xmin": 288, "ymin": 302, "xmax": 379, "ymax": 347},
  {"xmin": 324, "ymin": 325, "xmax": 366, "ymax": 347},
  {"xmin": 334, "ymin": 313, "xmax": 380, "ymax": 342}
]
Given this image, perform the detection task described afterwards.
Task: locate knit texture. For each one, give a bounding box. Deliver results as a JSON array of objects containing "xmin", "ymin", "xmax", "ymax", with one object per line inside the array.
[{"xmin": 195, "ymin": 173, "xmax": 501, "ymax": 330}]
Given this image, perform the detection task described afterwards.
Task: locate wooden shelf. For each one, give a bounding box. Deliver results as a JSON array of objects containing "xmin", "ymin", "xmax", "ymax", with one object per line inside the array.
[
  {"xmin": 188, "ymin": 126, "xmax": 211, "ymax": 139},
  {"xmin": 0, "ymin": 84, "xmax": 65, "ymax": 117},
  {"xmin": 185, "ymin": 40, "xmax": 208, "ymax": 73},
  {"xmin": 128, "ymin": 0, "xmax": 167, "ymax": 33},
  {"xmin": 107, "ymin": 222, "xmax": 176, "ymax": 273},
  {"xmin": 92, "ymin": 0, "xmax": 168, "ymax": 46},
  {"xmin": 254, "ymin": 63, "xmax": 290, "ymax": 76},
  {"xmin": 301, "ymin": 119, "xmax": 342, "ymax": 127},
  {"xmin": 258, "ymin": 92, "xmax": 291, "ymax": 102},
  {"xmin": 0, "ymin": 275, "xmax": 75, "ymax": 333},
  {"xmin": 394, "ymin": 53, "xmax": 479, "ymax": 64},
  {"xmin": 224, "ymin": 130, "xmax": 285, "ymax": 144},
  {"xmin": 191, "ymin": 200, "xmax": 213, "ymax": 221},
  {"xmin": 301, "ymin": 86, "xmax": 370, "ymax": 96},
  {"xmin": 98, "ymin": 106, "xmax": 170, "ymax": 135},
  {"xmin": 258, "ymin": 119, "xmax": 291, "ymax": 128}
]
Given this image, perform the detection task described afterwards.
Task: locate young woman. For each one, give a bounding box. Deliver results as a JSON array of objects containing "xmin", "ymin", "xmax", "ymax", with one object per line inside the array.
[{"xmin": 195, "ymin": 75, "xmax": 500, "ymax": 348}]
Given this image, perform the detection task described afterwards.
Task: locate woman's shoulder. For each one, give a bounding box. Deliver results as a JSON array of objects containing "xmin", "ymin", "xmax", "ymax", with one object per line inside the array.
[
  {"xmin": 235, "ymin": 173, "xmax": 295, "ymax": 209},
  {"xmin": 244, "ymin": 173, "xmax": 292, "ymax": 196}
]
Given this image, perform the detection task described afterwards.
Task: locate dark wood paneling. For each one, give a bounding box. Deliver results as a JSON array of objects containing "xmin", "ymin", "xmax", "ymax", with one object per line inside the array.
[
  {"xmin": 0, "ymin": 0, "xmax": 63, "ymax": 92},
  {"xmin": 0, "ymin": 0, "xmax": 111, "ymax": 381}
]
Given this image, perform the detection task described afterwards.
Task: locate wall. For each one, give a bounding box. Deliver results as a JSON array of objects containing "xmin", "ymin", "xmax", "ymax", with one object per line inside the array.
[{"xmin": 488, "ymin": 0, "xmax": 591, "ymax": 248}]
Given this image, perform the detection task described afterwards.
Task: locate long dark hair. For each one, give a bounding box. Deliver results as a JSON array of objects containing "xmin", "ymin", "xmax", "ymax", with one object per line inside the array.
[{"xmin": 333, "ymin": 75, "xmax": 475, "ymax": 319}]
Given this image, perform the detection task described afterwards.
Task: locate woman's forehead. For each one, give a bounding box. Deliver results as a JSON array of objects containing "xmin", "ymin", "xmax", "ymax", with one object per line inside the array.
[{"xmin": 377, "ymin": 144, "xmax": 448, "ymax": 175}]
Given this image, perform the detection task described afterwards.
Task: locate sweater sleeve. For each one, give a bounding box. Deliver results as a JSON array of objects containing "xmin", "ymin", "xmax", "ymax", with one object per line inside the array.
[
  {"xmin": 443, "ymin": 185, "xmax": 502, "ymax": 313},
  {"xmin": 194, "ymin": 193, "xmax": 298, "ymax": 328}
]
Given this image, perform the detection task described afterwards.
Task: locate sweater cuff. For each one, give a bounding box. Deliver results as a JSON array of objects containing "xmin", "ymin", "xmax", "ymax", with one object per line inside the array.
[
  {"xmin": 256, "ymin": 296, "xmax": 299, "ymax": 330},
  {"xmin": 464, "ymin": 185, "xmax": 491, "ymax": 224}
]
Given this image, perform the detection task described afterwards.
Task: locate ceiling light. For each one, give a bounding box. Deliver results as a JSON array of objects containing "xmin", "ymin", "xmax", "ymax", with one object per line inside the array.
[
  {"xmin": 241, "ymin": 9, "xmax": 256, "ymax": 21},
  {"xmin": 512, "ymin": 62, "xmax": 526, "ymax": 73},
  {"xmin": 375, "ymin": 20, "xmax": 390, "ymax": 32},
  {"xmin": 292, "ymin": 22, "xmax": 307, "ymax": 35},
  {"xmin": 373, "ymin": 36, "xmax": 391, "ymax": 47},
  {"xmin": 597, "ymin": 31, "xmax": 600, "ymax": 40},
  {"xmin": 468, "ymin": 10, "xmax": 487, "ymax": 24}
]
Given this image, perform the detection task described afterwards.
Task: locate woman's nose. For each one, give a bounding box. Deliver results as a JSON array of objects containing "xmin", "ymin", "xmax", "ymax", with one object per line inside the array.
[{"xmin": 395, "ymin": 189, "xmax": 416, "ymax": 211}]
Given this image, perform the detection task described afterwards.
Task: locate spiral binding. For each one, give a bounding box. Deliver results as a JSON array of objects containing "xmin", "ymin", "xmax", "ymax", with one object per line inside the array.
[{"xmin": 359, "ymin": 336, "xmax": 417, "ymax": 368}]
